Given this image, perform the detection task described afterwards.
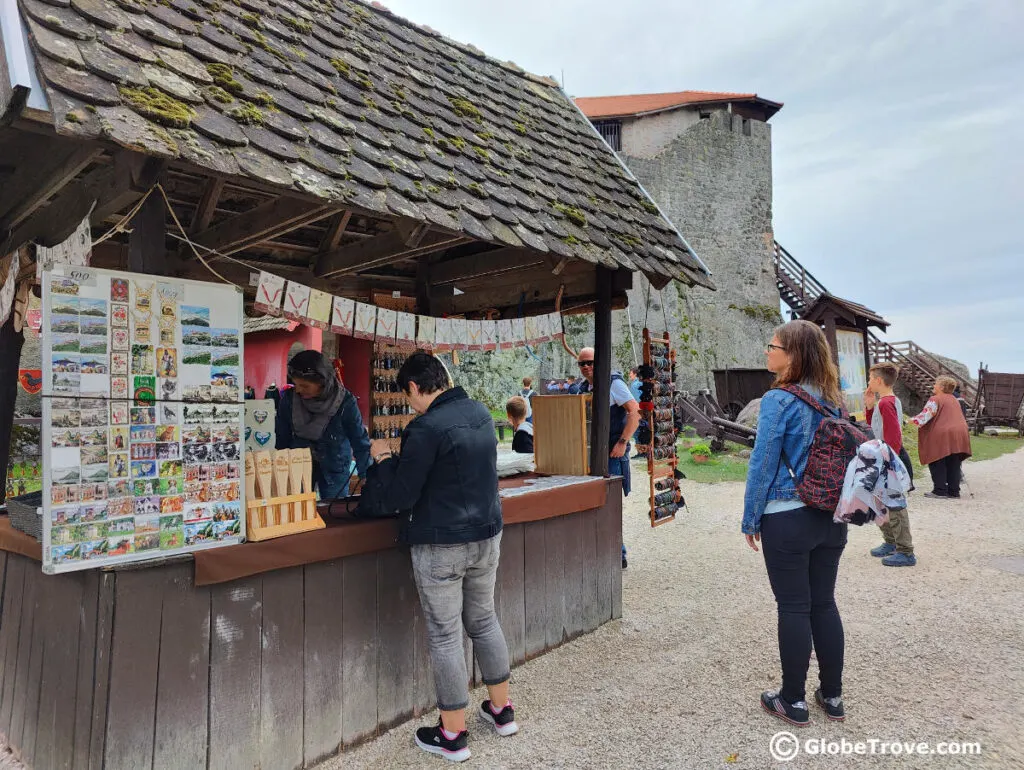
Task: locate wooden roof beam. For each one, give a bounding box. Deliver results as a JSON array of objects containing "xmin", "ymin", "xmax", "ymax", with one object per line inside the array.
[
  {"xmin": 188, "ymin": 196, "xmax": 337, "ymax": 257},
  {"xmin": 313, "ymin": 219, "xmax": 467, "ymax": 277},
  {"xmin": 429, "ymin": 247, "xmax": 546, "ymax": 286},
  {"xmin": 0, "ymin": 140, "xmax": 103, "ymax": 231}
]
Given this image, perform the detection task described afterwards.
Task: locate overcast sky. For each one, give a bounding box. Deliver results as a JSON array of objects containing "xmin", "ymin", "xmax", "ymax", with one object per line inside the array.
[{"xmin": 381, "ymin": 0, "xmax": 1023, "ymax": 374}]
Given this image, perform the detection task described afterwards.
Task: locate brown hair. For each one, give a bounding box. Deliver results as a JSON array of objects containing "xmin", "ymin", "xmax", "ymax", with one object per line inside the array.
[
  {"xmin": 869, "ymin": 362, "xmax": 900, "ymax": 387},
  {"xmin": 772, "ymin": 320, "xmax": 844, "ymax": 407},
  {"xmin": 522, "ymin": 376, "xmax": 533, "ymax": 387},
  {"xmin": 506, "ymin": 396, "xmax": 528, "ymax": 421},
  {"xmin": 935, "ymin": 376, "xmax": 958, "ymax": 394}
]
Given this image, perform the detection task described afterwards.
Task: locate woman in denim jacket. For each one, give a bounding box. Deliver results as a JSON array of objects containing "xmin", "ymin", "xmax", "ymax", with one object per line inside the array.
[{"xmin": 743, "ymin": 320, "xmax": 849, "ymax": 727}]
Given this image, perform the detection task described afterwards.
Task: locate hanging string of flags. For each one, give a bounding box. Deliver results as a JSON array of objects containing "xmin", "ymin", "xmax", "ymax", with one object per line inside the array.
[{"xmin": 253, "ymin": 271, "xmax": 564, "ymax": 351}]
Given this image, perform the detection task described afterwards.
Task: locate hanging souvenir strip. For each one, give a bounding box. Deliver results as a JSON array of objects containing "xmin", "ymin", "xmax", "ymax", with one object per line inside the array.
[
  {"xmin": 450, "ymin": 318, "xmax": 469, "ymax": 351},
  {"xmin": 41, "ymin": 265, "xmax": 245, "ymax": 575},
  {"xmin": 374, "ymin": 307, "xmax": 398, "ymax": 345},
  {"xmin": 282, "ymin": 282, "xmax": 310, "ymax": 321},
  {"xmin": 481, "ymin": 319, "xmax": 498, "ymax": 351},
  {"xmin": 254, "ymin": 272, "xmax": 285, "ymax": 315},
  {"xmin": 395, "ymin": 311, "xmax": 416, "ymax": 347},
  {"xmin": 466, "ymin": 319, "xmax": 484, "ymax": 351},
  {"xmin": 330, "ymin": 296, "xmax": 355, "ymax": 335},
  {"xmin": 305, "ymin": 289, "xmax": 332, "ymax": 330},
  {"xmin": 353, "ymin": 302, "xmax": 377, "ymax": 340},
  {"xmin": 416, "ymin": 315, "xmax": 435, "ymax": 350},
  {"xmin": 497, "ymin": 319, "xmax": 514, "ymax": 351}
]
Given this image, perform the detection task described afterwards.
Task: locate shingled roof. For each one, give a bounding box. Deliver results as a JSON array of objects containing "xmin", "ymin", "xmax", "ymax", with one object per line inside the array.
[{"xmin": 9, "ymin": 0, "xmax": 713, "ymax": 289}]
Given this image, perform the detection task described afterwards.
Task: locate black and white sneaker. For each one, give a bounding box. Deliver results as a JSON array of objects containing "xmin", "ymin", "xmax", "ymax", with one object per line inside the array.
[
  {"xmin": 814, "ymin": 688, "xmax": 846, "ymax": 722},
  {"xmin": 414, "ymin": 721, "xmax": 471, "ymax": 762},
  {"xmin": 479, "ymin": 699, "xmax": 519, "ymax": 736},
  {"xmin": 760, "ymin": 690, "xmax": 810, "ymax": 727}
]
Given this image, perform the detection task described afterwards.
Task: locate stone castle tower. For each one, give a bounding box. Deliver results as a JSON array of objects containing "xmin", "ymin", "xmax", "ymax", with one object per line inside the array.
[{"xmin": 576, "ymin": 91, "xmax": 783, "ymax": 391}]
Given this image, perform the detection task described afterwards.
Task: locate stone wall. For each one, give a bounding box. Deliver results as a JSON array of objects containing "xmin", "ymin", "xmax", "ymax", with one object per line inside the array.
[{"xmin": 612, "ymin": 109, "xmax": 780, "ymax": 391}]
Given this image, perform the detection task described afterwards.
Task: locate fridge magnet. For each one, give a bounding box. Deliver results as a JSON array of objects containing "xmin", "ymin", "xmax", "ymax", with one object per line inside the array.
[
  {"xmin": 133, "ymin": 376, "xmax": 156, "ymax": 403},
  {"xmin": 112, "ymin": 328, "xmax": 129, "ymax": 351},
  {"xmin": 254, "ymin": 272, "xmax": 285, "ymax": 316},
  {"xmin": 135, "ymin": 496, "xmax": 161, "ymax": 517},
  {"xmin": 131, "ymin": 345, "xmax": 154, "ymax": 375},
  {"xmin": 156, "ymin": 348, "xmax": 178, "ymax": 378},
  {"xmin": 253, "ymin": 431, "xmax": 272, "ymax": 446},
  {"xmin": 211, "ymin": 349, "xmax": 239, "ymax": 368},
  {"xmin": 51, "ymin": 354, "xmax": 80, "ymax": 374},
  {"xmin": 416, "ymin": 315, "xmax": 435, "ymax": 350},
  {"xmin": 52, "ymin": 409, "xmax": 80, "ymax": 429},
  {"xmin": 131, "ymin": 443, "xmax": 156, "ymax": 461},
  {"xmin": 185, "ymin": 522, "xmax": 214, "ymax": 544},
  {"xmin": 210, "ymin": 328, "xmax": 239, "ymax": 348},
  {"xmin": 80, "ymin": 427, "xmax": 107, "ymax": 446},
  {"xmin": 80, "ymin": 337, "xmax": 107, "ymax": 355},
  {"xmin": 157, "ymin": 443, "xmax": 181, "ymax": 460},
  {"xmin": 130, "ymin": 406, "xmax": 156, "ymax": 425},
  {"xmin": 52, "ymin": 314, "xmax": 79, "ymax": 334},
  {"xmin": 182, "ymin": 385, "xmax": 212, "ymax": 403},
  {"xmin": 283, "ymin": 282, "xmax": 311, "ymax": 321},
  {"xmin": 306, "ymin": 289, "xmax": 332, "ymax": 329},
  {"xmin": 131, "ymin": 425, "xmax": 157, "ymax": 443},
  {"xmin": 181, "ymin": 305, "xmax": 210, "ymax": 327},
  {"xmin": 159, "ymin": 460, "xmax": 183, "ymax": 479},
  {"xmin": 182, "ymin": 347, "xmax": 211, "ymax": 366},
  {"xmin": 110, "ymin": 279, "xmax": 129, "ymax": 303},
  {"xmin": 134, "ymin": 281, "xmax": 153, "ymax": 312},
  {"xmin": 111, "ymin": 304, "xmax": 129, "ymax": 328},
  {"xmin": 135, "ymin": 532, "xmax": 160, "ymax": 552},
  {"xmin": 353, "ymin": 302, "xmax": 377, "ymax": 340},
  {"xmin": 158, "ymin": 403, "xmax": 179, "ymax": 425},
  {"xmin": 108, "ymin": 453, "xmax": 128, "ymax": 478},
  {"xmin": 183, "ymin": 444, "xmax": 211, "ymax": 464},
  {"xmin": 50, "ymin": 277, "xmax": 80, "ymax": 296},
  {"xmin": 110, "ymin": 352, "xmax": 128, "ymax": 375},
  {"xmin": 81, "ymin": 464, "xmax": 108, "ymax": 485},
  {"xmin": 160, "ymin": 379, "xmax": 178, "ymax": 400},
  {"xmin": 160, "ymin": 496, "xmax": 184, "ymax": 515},
  {"xmin": 132, "ymin": 322, "xmax": 152, "ymax": 345},
  {"xmin": 111, "ymin": 377, "xmax": 129, "ymax": 399},
  {"xmin": 79, "ymin": 298, "xmax": 107, "ymax": 319},
  {"xmin": 51, "ymin": 297, "xmax": 78, "ymax": 315},
  {"xmin": 108, "ymin": 496, "xmax": 132, "ymax": 516},
  {"xmin": 159, "ymin": 327, "xmax": 175, "ymax": 346},
  {"xmin": 182, "ymin": 325, "xmax": 211, "ymax": 346},
  {"xmin": 109, "ymin": 426, "xmax": 129, "ymax": 450},
  {"xmin": 110, "ymin": 402, "xmax": 129, "ymax": 425},
  {"xmin": 52, "ymin": 372, "xmax": 80, "ymax": 395},
  {"xmin": 330, "ymin": 296, "xmax": 355, "ymax": 335},
  {"xmin": 53, "ymin": 333, "xmax": 79, "ymax": 353}
]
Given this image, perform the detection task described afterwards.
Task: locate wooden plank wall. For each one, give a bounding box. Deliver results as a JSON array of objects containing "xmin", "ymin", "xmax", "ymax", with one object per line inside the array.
[{"xmin": 0, "ymin": 489, "xmax": 621, "ymax": 768}]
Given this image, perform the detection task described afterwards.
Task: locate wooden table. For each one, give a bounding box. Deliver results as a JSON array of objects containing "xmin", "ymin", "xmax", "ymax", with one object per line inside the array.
[{"xmin": 0, "ymin": 475, "xmax": 623, "ymax": 770}]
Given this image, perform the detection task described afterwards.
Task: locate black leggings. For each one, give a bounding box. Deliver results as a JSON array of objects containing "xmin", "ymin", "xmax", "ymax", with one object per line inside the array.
[
  {"xmin": 761, "ymin": 507, "xmax": 848, "ymax": 703},
  {"xmin": 928, "ymin": 454, "xmax": 964, "ymax": 496}
]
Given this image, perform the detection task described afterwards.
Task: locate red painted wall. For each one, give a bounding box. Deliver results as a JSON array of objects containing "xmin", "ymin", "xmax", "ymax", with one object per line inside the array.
[
  {"xmin": 244, "ymin": 325, "xmax": 322, "ymax": 397},
  {"xmin": 336, "ymin": 335, "xmax": 373, "ymax": 425}
]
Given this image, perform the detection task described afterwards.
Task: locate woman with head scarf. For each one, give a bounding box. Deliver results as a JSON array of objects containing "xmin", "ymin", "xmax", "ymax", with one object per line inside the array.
[{"xmin": 275, "ymin": 350, "xmax": 371, "ymax": 498}]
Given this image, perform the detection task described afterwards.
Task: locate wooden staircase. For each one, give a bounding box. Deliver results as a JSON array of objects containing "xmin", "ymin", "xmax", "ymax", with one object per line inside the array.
[{"xmin": 773, "ymin": 241, "xmax": 976, "ymax": 405}]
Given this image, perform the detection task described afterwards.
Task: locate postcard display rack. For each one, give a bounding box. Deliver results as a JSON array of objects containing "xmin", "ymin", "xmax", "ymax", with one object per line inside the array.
[
  {"xmin": 41, "ymin": 266, "xmax": 246, "ymax": 574},
  {"xmin": 371, "ymin": 344, "xmax": 415, "ymax": 454},
  {"xmin": 642, "ymin": 329, "xmax": 681, "ymax": 526}
]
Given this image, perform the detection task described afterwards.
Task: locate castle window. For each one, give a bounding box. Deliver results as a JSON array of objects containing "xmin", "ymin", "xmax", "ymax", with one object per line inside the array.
[
  {"xmin": 742, "ymin": 118, "xmax": 751, "ymax": 136},
  {"xmin": 593, "ymin": 120, "xmax": 622, "ymax": 151}
]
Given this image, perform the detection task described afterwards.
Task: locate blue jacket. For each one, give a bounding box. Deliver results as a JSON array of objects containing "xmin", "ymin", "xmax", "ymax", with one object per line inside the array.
[
  {"xmin": 276, "ymin": 389, "xmax": 372, "ymax": 499},
  {"xmin": 742, "ymin": 386, "xmax": 841, "ymax": 535}
]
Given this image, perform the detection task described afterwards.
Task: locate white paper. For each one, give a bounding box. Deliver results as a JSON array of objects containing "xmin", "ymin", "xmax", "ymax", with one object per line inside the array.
[
  {"xmin": 416, "ymin": 315, "xmax": 435, "ymax": 349},
  {"xmin": 450, "ymin": 318, "xmax": 468, "ymax": 350},
  {"xmin": 283, "ymin": 282, "xmax": 310, "ymax": 319},
  {"xmin": 396, "ymin": 311, "xmax": 416, "ymax": 345},
  {"xmin": 330, "ymin": 296, "xmax": 355, "ymax": 335},
  {"xmin": 353, "ymin": 302, "xmax": 377, "ymax": 339},
  {"xmin": 548, "ymin": 311, "xmax": 564, "ymax": 338},
  {"xmin": 481, "ymin": 319, "xmax": 498, "ymax": 351},
  {"xmin": 466, "ymin": 319, "xmax": 484, "ymax": 351},
  {"xmin": 524, "ymin": 316, "xmax": 540, "ymax": 344},
  {"xmin": 254, "ymin": 270, "xmax": 285, "ymax": 315},
  {"xmin": 375, "ymin": 307, "xmax": 398, "ymax": 344},
  {"xmin": 434, "ymin": 317, "xmax": 453, "ymax": 350},
  {"xmin": 497, "ymin": 319, "xmax": 514, "ymax": 350},
  {"xmin": 36, "ymin": 216, "xmax": 91, "ymax": 279},
  {"xmin": 305, "ymin": 289, "xmax": 332, "ymax": 328},
  {"xmin": 511, "ymin": 318, "xmax": 526, "ymax": 346}
]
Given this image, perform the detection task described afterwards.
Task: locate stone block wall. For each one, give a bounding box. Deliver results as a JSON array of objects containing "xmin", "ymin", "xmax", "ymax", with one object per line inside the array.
[{"xmin": 613, "ymin": 109, "xmax": 781, "ymax": 391}]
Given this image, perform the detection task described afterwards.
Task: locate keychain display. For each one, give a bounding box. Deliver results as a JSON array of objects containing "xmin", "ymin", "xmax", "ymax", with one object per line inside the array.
[
  {"xmin": 640, "ymin": 329, "xmax": 683, "ymax": 526},
  {"xmin": 369, "ymin": 344, "xmax": 415, "ymax": 450}
]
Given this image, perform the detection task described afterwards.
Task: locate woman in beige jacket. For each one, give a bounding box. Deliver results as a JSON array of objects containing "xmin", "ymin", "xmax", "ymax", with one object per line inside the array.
[{"xmin": 910, "ymin": 376, "xmax": 972, "ymax": 498}]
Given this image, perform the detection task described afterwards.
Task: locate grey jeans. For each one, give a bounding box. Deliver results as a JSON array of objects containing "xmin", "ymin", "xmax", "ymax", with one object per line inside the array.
[{"xmin": 410, "ymin": 533, "xmax": 511, "ymax": 710}]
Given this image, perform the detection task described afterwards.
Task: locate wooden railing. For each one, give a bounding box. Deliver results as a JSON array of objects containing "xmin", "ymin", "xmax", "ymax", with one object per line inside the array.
[
  {"xmin": 773, "ymin": 241, "xmax": 827, "ymax": 313},
  {"xmin": 869, "ymin": 334, "xmax": 977, "ymax": 405}
]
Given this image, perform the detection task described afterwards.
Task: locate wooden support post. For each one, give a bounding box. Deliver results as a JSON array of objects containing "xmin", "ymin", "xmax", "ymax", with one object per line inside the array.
[
  {"xmin": 0, "ymin": 314, "xmax": 25, "ymax": 504},
  {"xmin": 129, "ymin": 191, "xmax": 170, "ymax": 276},
  {"xmin": 590, "ymin": 266, "xmax": 613, "ymax": 477},
  {"xmin": 823, "ymin": 313, "xmax": 839, "ymax": 367}
]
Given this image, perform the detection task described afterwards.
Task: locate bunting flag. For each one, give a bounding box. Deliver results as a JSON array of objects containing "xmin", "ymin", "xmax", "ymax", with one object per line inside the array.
[{"xmin": 250, "ymin": 270, "xmax": 567, "ymax": 352}]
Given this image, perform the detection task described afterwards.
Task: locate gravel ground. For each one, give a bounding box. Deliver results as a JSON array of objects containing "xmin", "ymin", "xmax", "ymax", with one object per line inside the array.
[{"xmin": 320, "ymin": 449, "xmax": 1024, "ymax": 770}]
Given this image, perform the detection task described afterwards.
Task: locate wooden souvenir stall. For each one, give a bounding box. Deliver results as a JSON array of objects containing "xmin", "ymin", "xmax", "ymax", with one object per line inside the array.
[{"xmin": 0, "ymin": 0, "xmax": 715, "ymax": 766}]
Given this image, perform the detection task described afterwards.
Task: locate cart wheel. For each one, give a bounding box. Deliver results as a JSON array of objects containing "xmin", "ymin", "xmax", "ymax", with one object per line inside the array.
[
  {"xmin": 710, "ymin": 437, "xmax": 725, "ymax": 453},
  {"xmin": 724, "ymin": 401, "xmax": 743, "ymax": 421}
]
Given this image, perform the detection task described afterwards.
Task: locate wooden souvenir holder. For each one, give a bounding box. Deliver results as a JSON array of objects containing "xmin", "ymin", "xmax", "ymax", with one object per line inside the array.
[
  {"xmin": 245, "ymin": 448, "xmax": 324, "ymax": 541},
  {"xmin": 643, "ymin": 328, "xmax": 678, "ymax": 527},
  {"xmin": 370, "ymin": 341, "xmax": 416, "ymax": 455}
]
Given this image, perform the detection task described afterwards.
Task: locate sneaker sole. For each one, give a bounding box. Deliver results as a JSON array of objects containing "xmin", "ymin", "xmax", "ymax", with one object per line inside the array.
[
  {"xmin": 414, "ymin": 735, "xmax": 471, "ymax": 762},
  {"xmin": 882, "ymin": 560, "xmax": 917, "ymax": 567},
  {"xmin": 815, "ymin": 695, "xmax": 846, "ymax": 722},
  {"xmin": 760, "ymin": 699, "xmax": 810, "ymax": 728},
  {"xmin": 479, "ymin": 705, "xmax": 519, "ymax": 736}
]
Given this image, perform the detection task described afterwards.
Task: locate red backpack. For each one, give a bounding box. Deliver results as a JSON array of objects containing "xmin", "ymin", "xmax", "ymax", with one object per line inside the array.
[{"xmin": 776, "ymin": 385, "xmax": 873, "ymax": 513}]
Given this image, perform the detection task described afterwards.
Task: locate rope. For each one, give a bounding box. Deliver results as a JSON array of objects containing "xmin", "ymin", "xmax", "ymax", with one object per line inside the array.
[
  {"xmin": 626, "ymin": 305, "xmax": 639, "ymax": 368},
  {"xmin": 156, "ymin": 183, "xmax": 236, "ymax": 286}
]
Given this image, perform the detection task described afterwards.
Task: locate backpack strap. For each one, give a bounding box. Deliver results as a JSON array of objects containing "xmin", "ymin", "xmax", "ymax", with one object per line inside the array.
[{"xmin": 772, "ymin": 385, "xmax": 848, "ymax": 420}]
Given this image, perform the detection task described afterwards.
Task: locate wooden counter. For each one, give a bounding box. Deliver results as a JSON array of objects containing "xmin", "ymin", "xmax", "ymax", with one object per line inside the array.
[{"xmin": 0, "ymin": 476, "xmax": 623, "ymax": 770}]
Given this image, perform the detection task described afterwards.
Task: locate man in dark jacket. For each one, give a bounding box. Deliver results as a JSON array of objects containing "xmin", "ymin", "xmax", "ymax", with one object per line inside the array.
[{"xmin": 367, "ymin": 353, "xmax": 517, "ymax": 762}]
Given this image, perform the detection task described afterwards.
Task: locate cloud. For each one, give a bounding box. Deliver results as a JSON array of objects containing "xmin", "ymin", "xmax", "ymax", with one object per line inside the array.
[{"xmin": 379, "ymin": 0, "xmax": 1024, "ymax": 370}]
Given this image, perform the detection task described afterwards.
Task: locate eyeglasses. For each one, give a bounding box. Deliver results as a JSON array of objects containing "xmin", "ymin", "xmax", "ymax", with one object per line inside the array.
[
  {"xmin": 766, "ymin": 344, "xmax": 786, "ymax": 353},
  {"xmin": 288, "ymin": 368, "xmax": 323, "ymax": 381},
  {"xmin": 577, "ymin": 360, "xmax": 595, "ymax": 368}
]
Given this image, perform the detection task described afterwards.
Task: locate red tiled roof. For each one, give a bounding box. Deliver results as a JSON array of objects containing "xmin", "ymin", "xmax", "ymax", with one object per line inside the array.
[{"xmin": 575, "ymin": 91, "xmax": 783, "ymax": 119}]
